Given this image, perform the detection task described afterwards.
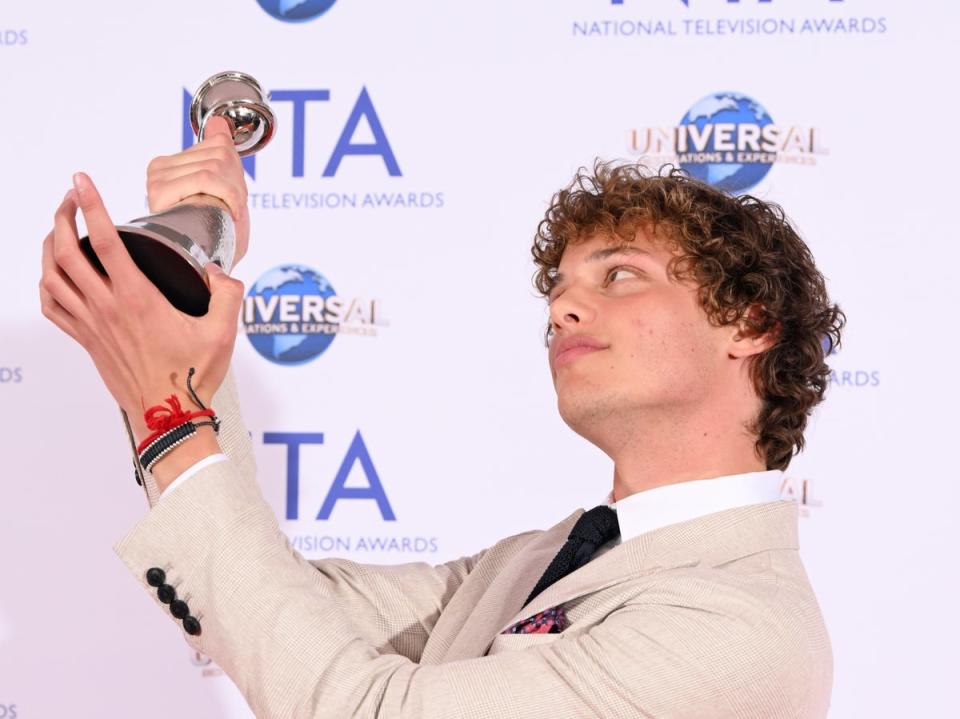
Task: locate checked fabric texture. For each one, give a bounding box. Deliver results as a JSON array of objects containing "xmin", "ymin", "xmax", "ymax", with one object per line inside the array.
[{"xmin": 504, "ymin": 505, "xmax": 620, "ymax": 634}]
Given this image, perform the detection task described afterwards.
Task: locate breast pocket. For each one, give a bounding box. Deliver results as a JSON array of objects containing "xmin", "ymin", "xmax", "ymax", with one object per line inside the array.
[{"xmin": 486, "ymin": 631, "xmax": 564, "ymax": 655}]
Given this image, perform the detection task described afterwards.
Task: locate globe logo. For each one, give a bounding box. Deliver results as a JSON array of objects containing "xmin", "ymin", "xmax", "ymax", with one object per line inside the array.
[
  {"xmin": 244, "ymin": 264, "xmax": 339, "ymax": 365},
  {"xmin": 256, "ymin": 0, "xmax": 338, "ymax": 23},
  {"xmin": 678, "ymin": 92, "xmax": 775, "ymax": 194}
]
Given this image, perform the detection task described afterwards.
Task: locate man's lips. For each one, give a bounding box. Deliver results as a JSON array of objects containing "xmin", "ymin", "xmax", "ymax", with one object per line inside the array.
[{"xmin": 551, "ymin": 334, "xmax": 609, "ymax": 369}]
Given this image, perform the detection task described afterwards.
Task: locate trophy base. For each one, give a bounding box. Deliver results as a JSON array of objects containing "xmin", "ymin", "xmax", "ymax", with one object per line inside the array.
[{"xmin": 79, "ymin": 231, "xmax": 211, "ymax": 317}]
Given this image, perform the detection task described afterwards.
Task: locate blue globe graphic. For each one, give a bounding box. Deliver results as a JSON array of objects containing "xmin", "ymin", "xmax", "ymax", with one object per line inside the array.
[
  {"xmin": 245, "ymin": 264, "xmax": 337, "ymax": 366},
  {"xmin": 678, "ymin": 92, "xmax": 775, "ymax": 194},
  {"xmin": 256, "ymin": 0, "xmax": 338, "ymax": 23}
]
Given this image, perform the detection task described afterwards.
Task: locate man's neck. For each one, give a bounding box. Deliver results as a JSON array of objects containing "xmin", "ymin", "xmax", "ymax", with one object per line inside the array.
[{"xmin": 602, "ymin": 408, "xmax": 767, "ymax": 503}]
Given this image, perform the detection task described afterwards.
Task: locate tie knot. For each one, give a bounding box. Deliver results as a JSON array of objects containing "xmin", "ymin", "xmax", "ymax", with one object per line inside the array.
[{"xmin": 568, "ymin": 505, "xmax": 620, "ymax": 547}]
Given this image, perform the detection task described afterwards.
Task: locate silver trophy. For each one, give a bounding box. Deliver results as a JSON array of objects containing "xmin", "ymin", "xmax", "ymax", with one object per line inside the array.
[{"xmin": 80, "ymin": 71, "xmax": 275, "ymax": 316}]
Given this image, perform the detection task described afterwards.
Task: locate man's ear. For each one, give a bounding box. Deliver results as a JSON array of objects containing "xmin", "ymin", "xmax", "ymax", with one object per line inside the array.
[{"xmin": 728, "ymin": 304, "xmax": 779, "ymax": 359}]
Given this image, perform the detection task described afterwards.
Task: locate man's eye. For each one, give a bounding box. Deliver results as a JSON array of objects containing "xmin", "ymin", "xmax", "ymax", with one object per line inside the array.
[{"xmin": 606, "ymin": 267, "xmax": 637, "ymax": 283}]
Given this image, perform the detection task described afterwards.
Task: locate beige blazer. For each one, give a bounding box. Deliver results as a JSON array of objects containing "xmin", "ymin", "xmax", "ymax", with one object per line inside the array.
[{"xmin": 115, "ymin": 372, "xmax": 833, "ymax": 718}]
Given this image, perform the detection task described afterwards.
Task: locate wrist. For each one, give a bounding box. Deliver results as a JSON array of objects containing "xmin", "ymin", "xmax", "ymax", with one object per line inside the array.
[
  {"xmin": 132, "ymin": 368, "xmax": 222, "ymax": 493},
  {"xmin": 150, "ymin": 425, "xmax": 222, "ymax": 493}
]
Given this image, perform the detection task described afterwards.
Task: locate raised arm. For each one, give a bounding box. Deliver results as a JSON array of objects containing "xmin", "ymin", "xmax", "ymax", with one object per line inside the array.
[
  {"xmin": 305, "ymin": 552, "xmax": 485, "ymax": 661},
  {"xmin": 40, "ymin": 134, "xmax": 486, "ymax": 661},
  {"xmin": 126, "ymin": 355, "xmax": 484, "ymax": 660},
  {"xmin": 114, "ymin": 453, "xmax": 820, "ymax": 718}
]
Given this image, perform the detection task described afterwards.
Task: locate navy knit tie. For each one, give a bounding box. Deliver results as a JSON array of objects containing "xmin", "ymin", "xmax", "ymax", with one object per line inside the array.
[{"xmin": 525, "ymin": 505, "xmax": 621, "ymax": 606}]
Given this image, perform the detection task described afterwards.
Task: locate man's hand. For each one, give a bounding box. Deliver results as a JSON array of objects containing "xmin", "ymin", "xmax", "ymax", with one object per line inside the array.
[
  {"xmin": 145, "ymin": 116, "xmax": 250, "ymax": 268},
  {"xmin": 38, "ymin": 173, "xmax": 245, "ymax": 451}
]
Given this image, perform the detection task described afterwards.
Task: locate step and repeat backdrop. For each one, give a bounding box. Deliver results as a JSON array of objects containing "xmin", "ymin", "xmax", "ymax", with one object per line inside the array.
[{"xmin": 1, "ymin": 1, "xmax": 957, "ymax": 717}]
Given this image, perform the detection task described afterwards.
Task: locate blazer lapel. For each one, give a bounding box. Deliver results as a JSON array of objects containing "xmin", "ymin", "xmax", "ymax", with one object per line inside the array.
[
  {"xmin": 499, "ymin": 499, "xmax": 800, "ymax": 635},
  {"xmin": 436, "ymin": 500, "xmax": 798, "ymax": 661},
  {"xmin": 497, "ymin": 528, "xmax": 681, "ymax": 636}
]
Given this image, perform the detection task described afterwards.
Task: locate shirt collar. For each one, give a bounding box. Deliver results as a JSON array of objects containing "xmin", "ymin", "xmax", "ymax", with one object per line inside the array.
[{"xmin": 607, "ymin": 470, "xmax": 786, "ymax": 543}]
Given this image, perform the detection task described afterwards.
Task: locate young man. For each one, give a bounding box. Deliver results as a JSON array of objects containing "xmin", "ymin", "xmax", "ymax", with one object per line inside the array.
[{"xmin": 39, "ymin": 118, "xmax": 842, "ymax": 718}]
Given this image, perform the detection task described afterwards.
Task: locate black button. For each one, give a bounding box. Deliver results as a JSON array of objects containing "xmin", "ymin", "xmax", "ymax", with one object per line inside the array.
[
  {"xmin": 183, "ymin": 616, "xmax": 202, "ymax": 636},
  {"xmin": 157, "ymin": 584, "xmax": 176, "ymax": 604},
  {"xmin": 170, "ymin": 599, "xmax": 190, "ymax": 619},
  {"xmin": 145, "ymin": 568, "xmax": 166, "ymax": 587}
]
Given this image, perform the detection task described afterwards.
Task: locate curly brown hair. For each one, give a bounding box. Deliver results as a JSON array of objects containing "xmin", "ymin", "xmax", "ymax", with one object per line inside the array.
[{"xmin": 532, "ymin": 162, "xmax": 845, "ymax": 471}]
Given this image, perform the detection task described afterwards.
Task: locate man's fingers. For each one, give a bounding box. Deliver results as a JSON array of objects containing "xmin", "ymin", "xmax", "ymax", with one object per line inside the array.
[
  {"xmin": 51, "ymin": 191, "xmax": 111, "ymax": 306},
  {"xmin": 148, "ymin": 145, "xmax": 241, "ymax": 173},
  {"xmin": 73, "ymin": 172, "xmax": 140, "ymax": 283},
  {"xmin": 168, "ymin": 130, "xmax": 235, "ymax": 158},
  {"xmin": 42, "ymin": 229, "xmax": 92, "ymax": 322},
  {"xmin": 38, "ymin": 283, "xmax": 83, "ymax": 344},
  {"xmin": 204, "ymin": 263, "xmax": 244, "ymax": 347},
  {"xmin": 150, "ymin": 158, "xmax": 237, "ymax": 185},
  {"xmin": 147, "ymin": 169, "xmax": 247, "ymax": 221}
]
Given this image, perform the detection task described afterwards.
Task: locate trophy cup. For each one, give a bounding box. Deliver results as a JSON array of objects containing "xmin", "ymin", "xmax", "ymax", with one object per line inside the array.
[{"xmin": 80, "ymin": 71, "xmax": 275, "ymax": 316}]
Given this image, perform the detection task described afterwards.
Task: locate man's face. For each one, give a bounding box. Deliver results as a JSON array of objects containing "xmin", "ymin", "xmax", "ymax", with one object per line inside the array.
[{"xmin": 547, "ymin": 227, "xmax": 736, "ymax": 448}]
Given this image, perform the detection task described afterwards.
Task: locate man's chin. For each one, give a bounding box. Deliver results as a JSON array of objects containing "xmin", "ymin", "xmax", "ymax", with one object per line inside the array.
[{"xmin": 557, "ymin": 391, "xmax": 613, "ymax": 436}]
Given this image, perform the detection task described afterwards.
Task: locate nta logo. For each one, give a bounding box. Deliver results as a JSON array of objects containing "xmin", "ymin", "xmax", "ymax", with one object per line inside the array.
[
  {"xmin": 256, "ymin": 0, "xmax": 338, "ymax": 23},
  {"xmin": 629, "ymin": 91, "xmax": 826, "ymax": 194},
  {"xmin": 243, "ymin": 264, "xmax": 387, "ymax": 365},
  {"xmin": 182, "ymin": 85, "xmax": 399, "ymax": 180},
  {"xmin": 266, "ymin": 431, "xmax": 394, "ymax": 521}
]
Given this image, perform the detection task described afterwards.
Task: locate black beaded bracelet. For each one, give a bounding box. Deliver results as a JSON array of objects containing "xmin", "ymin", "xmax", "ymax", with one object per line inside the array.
[
  {"xmin": 139, "ymin": 423, "xmax": 196, "ymax": 471},
  {"xmin": 138, "ymin": 419, "xmax": 218, "ymax": 472}
]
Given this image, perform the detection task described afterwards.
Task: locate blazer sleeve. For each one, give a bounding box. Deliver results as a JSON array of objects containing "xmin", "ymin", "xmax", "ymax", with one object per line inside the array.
[
  {"xmin": 119, "ymin": 365, "xmax": 484, "ymax": 662},
  {"xmin": 304, "ymin": 554, "xmax": 485, "ymax": 662},
  {"xmin": 114, "ymin": 455, "xmax": 821, "ymax": 719}
]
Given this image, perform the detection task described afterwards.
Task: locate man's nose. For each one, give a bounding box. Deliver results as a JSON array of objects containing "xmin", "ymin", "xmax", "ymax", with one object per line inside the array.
[{"xmin": 549, "ymin": 287, "xmax": 596, "ymax": 333}]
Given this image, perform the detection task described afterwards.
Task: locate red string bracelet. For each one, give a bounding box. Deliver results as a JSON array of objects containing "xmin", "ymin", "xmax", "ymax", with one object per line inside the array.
[{"xmin": 135, "ymin": 368, "xmax": 218, "ymax": 454}]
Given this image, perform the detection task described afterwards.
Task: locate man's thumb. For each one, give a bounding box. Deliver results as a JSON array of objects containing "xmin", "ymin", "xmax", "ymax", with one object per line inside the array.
[
  {"xmin": 205, "ymin": 263, "xmax": 245, "ymax": 325},
  {"xmin": 203, "ymin": 115, "xmax": 234, "ymax": 143}
]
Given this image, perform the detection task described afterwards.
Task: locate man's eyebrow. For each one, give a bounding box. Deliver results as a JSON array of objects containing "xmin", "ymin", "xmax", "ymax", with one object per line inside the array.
[
  {"xmin": 586, "ymin": 244, "xmax": 650, "ymax": 263},
  {"xmin": 550, "ymin": 245, "xmax": 650, "ymax": 290}
]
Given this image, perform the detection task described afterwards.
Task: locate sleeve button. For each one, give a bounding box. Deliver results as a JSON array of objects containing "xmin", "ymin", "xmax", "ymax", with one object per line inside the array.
[
  {"xmin": 183, "ymin": 616, "xmax": 202, "ymax": 636},
  {"xmin": 170, "ymin": 599, "xmax": 190, "ymax": 619},
  {"xmin": 145, "ymin": 567, "xmax": 166, "ymax": 587},
  {"xmin": 157, "ymin": 584, "xmax": 176, "ymax": 604}
]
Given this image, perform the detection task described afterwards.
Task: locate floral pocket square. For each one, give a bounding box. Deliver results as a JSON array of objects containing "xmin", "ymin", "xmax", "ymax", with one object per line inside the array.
[{"xmin": 502, "ymin": 606, "xmax": 568, "ymax": 635}]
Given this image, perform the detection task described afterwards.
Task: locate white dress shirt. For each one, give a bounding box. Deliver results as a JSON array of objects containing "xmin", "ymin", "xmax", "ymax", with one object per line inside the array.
[
  {"xmin": 163, "ymin": 454, "xmax": 786, "ymax": 540},
  {"xmin": 160, "ymin": 453, "xmax": 228, "ymax": 498},
  {"xmin": 592, "ymin": 469, "xmax": 787, "ymax": 558}
]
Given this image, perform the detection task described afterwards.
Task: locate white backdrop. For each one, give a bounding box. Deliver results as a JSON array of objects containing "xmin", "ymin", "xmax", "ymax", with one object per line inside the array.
[{"xmin": 1, "ymin": 1, "xmax": 958, "ymax": 716}]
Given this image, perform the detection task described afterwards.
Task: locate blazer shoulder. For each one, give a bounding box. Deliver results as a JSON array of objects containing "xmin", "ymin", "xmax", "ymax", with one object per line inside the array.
[
  {"xmin": 594, "ymin": 556, "xmax": 831, "ymax": 717},
  {"xmin": 469, "ymin": 527, "xmax": 543, "ymax": 573}
]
